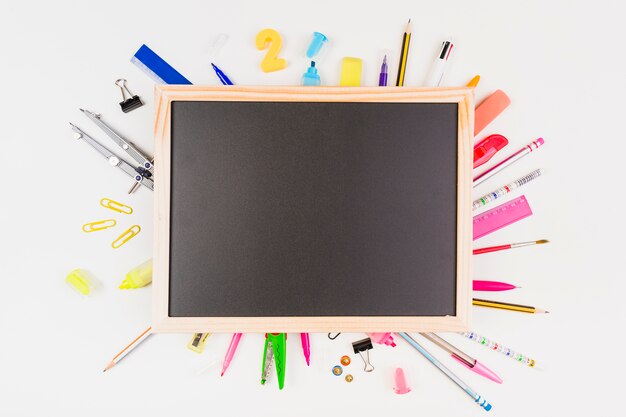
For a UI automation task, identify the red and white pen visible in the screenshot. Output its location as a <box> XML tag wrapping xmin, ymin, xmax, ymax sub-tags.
<box><xmin>473</xmin><ymin>280</ymin><xmax>518</xmax><ymax>291</ymax></box>
<box><xmin>421</xmin><ymin>333</ymin><xmax>503</xmax><ymax>384</ymax></box>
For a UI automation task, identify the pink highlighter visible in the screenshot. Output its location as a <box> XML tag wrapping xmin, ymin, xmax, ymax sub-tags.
<box><xmin>393</xmin><ymin>368</ymin><xmax>411</xmax><ymax>394</ymax></box>
<box><xmin>473</xmin><ymin>134</ymin><xmax>508</xmax><ymax>169</ymax></box>
<box><xmin>367</xmin><ymin>333</ymin><xmax>396</xmax><ymax>347</ymax></box>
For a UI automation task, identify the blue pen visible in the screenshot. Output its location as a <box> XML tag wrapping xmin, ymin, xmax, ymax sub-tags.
<box><xmin>211</xmin><ymin>63</ymin><xmax>234</xmax><ymax>85</ymax></box>
<box><xmin>396</xmin><ymin>332</ymin><xmax>492</xmax><ymax>412</ymax></box>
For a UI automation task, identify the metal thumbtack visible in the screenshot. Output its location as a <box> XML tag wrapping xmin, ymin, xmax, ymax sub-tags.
<box><xmin>115</xmin><ymin>79</ymin><xmax>143</xmax><ymax>113</ymax></box>
<box><xmin>352</xmin><ymin>338</ymin><xmax>375</xmax><ymax>372</ymax></box>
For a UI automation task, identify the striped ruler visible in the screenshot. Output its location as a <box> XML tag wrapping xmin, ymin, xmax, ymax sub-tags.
<box><xmin>473</xmin><ymin>195</ymin><xmax>533</xmax><ymax>240</ymax></box>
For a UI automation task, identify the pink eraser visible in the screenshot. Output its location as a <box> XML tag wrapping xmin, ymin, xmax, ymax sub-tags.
<box><xmin>474</xmin><ymin>90</ymin><xmax>511</xmax><ymax>136</ymax></box>
<box><xmin>451</xmin><ymin>355</ymin><xmax>503</xmax><ymax>384</ymax></box>
<box><xmin>367</xmin><ymin>333</ymin><xmax>396</xmax><ymax>347</ymax></box>
<box><xmin>393</xmin><ymin>368</ymin><xmax>411</xmax><ymax>394</ymax></box>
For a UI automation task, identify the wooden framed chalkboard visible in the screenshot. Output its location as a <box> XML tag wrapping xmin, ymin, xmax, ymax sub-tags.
<box><xmin>152</xmin><ymin>86</ymin><xmax>473</xmax><ymax>333</ymax></box>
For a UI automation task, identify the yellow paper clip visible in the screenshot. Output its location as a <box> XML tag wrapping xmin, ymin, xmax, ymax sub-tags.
<box><xmin>111</xmin><ymin>225</ymin><xmax>141</xmax><ymax>249</ymax></box>
<box><xmin>100</xmin><ymin>198</ymin><xmax>133</xmax><ymax>214</ymax></box>
<box><xmin>82</xmin><ymin>219</ymin><xmax>117</xmax><ymax>233</ymax></box>
<box><xmin>187</xmin><ymin>333</ymin><xmax>212</xmax><ymax>354</ymax></box>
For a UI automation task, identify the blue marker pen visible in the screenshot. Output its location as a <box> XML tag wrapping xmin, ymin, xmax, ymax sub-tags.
<box><xmin>302</xmin><ymin>61</ymin><xmax>321</xmax><ymax>86</ymax></box>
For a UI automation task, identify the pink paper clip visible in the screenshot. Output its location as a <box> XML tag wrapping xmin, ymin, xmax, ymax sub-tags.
<box><xmin>393</xmin><ymin>368</ymin><xmax>411</xmax><ymax>394</ymax></box>
<box><xmin>367</xmin><ymin>333</ymin><xmax>396</xmax><ymax>347</ymax></box>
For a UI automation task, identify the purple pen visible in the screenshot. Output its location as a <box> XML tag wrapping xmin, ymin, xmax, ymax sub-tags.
<box><xmin>379</xmin><ymin>55</ymin><xmax>388</xmax><ymax>86</ymax></box>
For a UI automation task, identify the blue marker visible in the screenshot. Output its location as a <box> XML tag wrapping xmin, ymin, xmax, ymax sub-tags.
<box><xmin>306</xmin><ymin>32</ymin><xmax>328</xmax><ymax>59</ymax></box>
<box><xmin>302</xmin><ymin>61</ymin><xmax>321</xmax><ymax>86</ymax></box>
<box><xmin>397</xmin><ymin>332</ymin><xmax>492</xmax><ymax>412</ymax></box>
<box><xmin>211</xmin><ymin>63</ymin><xmax>234</xmax><ymax>85</ymax></box>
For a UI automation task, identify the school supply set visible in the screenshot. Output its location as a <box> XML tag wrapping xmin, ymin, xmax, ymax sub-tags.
<box><xmin>65</xmin><ymin>19</ymin><xmax>553</xmax><ymax>412</ymax></box>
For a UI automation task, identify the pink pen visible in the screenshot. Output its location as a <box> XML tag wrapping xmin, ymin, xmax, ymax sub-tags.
<box><xmin>221</xmin><ymin>333</ymin><xmax>242</xmax><ymax>376</ymax></box>
<box><xmin>422</xmin><ymin>333</ymin><xmax>502</xmax><ymax>384</ymax></box>
<box><xmin>473</xmin><ymin>280</ymin><xmax>518</xmax><ymax>291</ymax></box>
<box><xmin>300</xmin><ymin>333</ymin><xmax>311</xmax><ymax>366</ymax></box>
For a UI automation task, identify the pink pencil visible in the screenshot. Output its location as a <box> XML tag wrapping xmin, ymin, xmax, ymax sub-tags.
<box><xmin>473</xmin><ymin>280</ymin><xmax>518</xmax><ymax>291</ymax></box>
<box><xmin>473</xmin><ymin>138</ymin><xmax>544</xmax><ymax>187</ymax></box>
<box><xmin>221</xmin><ymin>333</ymin><xmax>242</xmax><ymax>376</ymax></box>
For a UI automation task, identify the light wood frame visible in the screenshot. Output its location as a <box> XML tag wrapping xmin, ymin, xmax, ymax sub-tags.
<box><xmin>152</xmin><ymin>85</ymin><xmax>474</xmax><ymax>333</ymax></box>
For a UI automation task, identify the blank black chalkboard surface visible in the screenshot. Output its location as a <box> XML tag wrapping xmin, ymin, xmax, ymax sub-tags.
<box><xmin>153</xmin><ymin>86</ymin><xmax>473</xmax><ymax>333</ymax></box>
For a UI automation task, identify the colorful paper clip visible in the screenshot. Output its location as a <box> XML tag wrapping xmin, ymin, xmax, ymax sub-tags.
<box><xmin>111</xmin><ymin>225</ymin><xmax>141</xmax><ymax>249</ymax></box>
<box><xmin>187</xmin><ymin>333</ymin><xmax>212</xmax><ymax>354</ymax></box>
<box><xmin>82</xmin><ymin>219</ymin><xmax>117</xmax><ymax>233</ymax></box>
<box><xmin>100</xmin><ymin>198</ymin><xmax>133</xmax><ymax>214</ymax></box>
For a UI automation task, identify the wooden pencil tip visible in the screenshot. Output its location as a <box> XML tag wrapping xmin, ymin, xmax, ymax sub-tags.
<box><xmin>536</xmin><ymin>239</ymin><xmax>549</xmax><ymax>244</ymax></box>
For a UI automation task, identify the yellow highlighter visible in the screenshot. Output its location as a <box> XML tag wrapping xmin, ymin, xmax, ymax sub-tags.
<box><xmin>119</xmin><ymin>259</ymin><xmax>152</xmax><ymax>289</ymax></box>
<box><xmin>340</xmin><ymin>57</ymin><xmax>362</xmax><ymax>86</ymax></box>
<box><xmin>66</xmin><ymin>268</ymin><xmax>99</xmax><ymax>296</ymax></box>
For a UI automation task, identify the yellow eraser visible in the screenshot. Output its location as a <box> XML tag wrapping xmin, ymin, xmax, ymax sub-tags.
<box><xmin>340</xmin><ymin>57</ymin><xmax>362</xmax><ymax>86</ymax></box>
<box><xmin>119</xmin><ymin>259</ymin><xmax>153</xmax><ymax>289</ymax></box>
<box><xmin>66</xmin><ymin>269</ymin><xmax>97</xmax><ymax>296</ymax></box>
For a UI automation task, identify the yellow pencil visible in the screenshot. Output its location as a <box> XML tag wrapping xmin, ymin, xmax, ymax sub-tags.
<box><xmin>396</xmin><ymin>19</ymin><xmax>412</xmax><ymax>86</ymax></box>
<box><xmin>466</xmin><ymin>75</ymin><xmax>481</xmax><ymax>88</ymax></box>
<box><xmin>472</xmin><ymin>298</ymin><xmax>548</xmax><ymax>314</ymax></box>
<box><xmin>103</xmin><ymin>326</ymin><xmax>153</xmax><ymax>372</ymax></box>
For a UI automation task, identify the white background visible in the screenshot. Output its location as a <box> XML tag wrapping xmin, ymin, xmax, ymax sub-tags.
<box><xmin>1</xmin><ymin>0</ymin><xmax>625</xmax><ymax>415</ymax></box>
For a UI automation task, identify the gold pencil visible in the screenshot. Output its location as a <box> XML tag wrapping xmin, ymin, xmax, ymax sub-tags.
<box><xmin>396</xmin><ymin>19</ymin><xmax>412</xmax><ymax>86</ymax></box>
<box><xmin>472</xmin><ymin>298</ymin><xmax>548</xmax><ymax>314</ymax></box>
<box><xmin>103</xmin><ymin>326</ymin><xmax>153</xmax><ymax>372</ymax></box>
